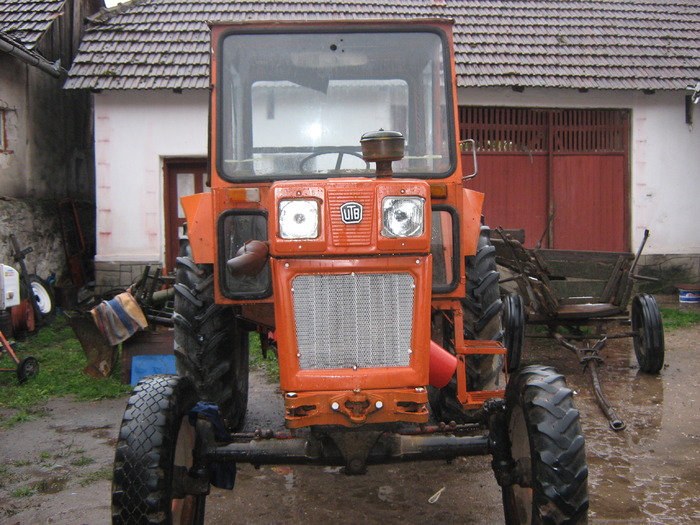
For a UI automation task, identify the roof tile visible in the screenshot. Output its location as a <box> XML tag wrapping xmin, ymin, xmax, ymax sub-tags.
<box><xmin>64</xmin><ymin>0</ymin><xmax>700</xmax><ymax>91</ymax></box>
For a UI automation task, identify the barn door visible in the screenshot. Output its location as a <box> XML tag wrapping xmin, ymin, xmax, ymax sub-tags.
<box><xmin>164</xmin><ymin>159</ymin><xmax>208</xmax><ymax>272</ymax></box>
<box><xmin>460</xmin><ymin>107</ymin><xmax>630</xmax><ymax>252</ymax></box>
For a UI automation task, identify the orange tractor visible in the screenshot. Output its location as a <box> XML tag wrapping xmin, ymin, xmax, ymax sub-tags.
<box><xmin>112</xmin><ymin>19</ymin><xmax>588</xmax><ymax>524</ymax></box>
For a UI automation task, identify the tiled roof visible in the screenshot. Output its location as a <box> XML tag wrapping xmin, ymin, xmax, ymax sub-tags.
<box><xmin>64</xmin><ymin>0</ymin><xmax>700</xmax><ymax>91</ymax></box>
<box><xmin>0</xmin><ymin>0</ymin><xmax>66</xmax><ymax>50</ymax></box>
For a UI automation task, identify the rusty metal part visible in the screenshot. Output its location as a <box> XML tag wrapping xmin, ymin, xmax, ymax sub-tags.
<box><xmin>65</xmin><ymin>311</ymin><xmax>117</xmax><ymax>378</ymax></box>
<box><xmin>552</xmin><ymin>332</ymin><xmax>625</xmax><ymax>431</ymax></box>
<box><xmin>283</xmin><ymin>389</ymin><xmax>429</xmax><ymax>428</ymax></box>
<box><xmin>205</xmin><ymin>428</ymin><xmax>491</xmax><ymax>469</ymax></box>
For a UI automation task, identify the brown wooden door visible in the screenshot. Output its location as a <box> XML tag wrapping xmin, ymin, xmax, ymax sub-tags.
<box><xmin>164</xmin><ymin>159</ymin><xmax>208</xmax><ymax>272</ymax></box>
<box><xmin>460</xmin><ymin>107</ymin><xmax>630</xmax><ymax>251</ymax></box>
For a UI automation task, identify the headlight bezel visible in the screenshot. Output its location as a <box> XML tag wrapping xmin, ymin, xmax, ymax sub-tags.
<box><xmin>381</xmin><ymin>196</ymin><xmax>426</xmax><ymax>239</ymax></box>
<box><xmin>278</xmin><ymin>198</ymin><xmax>320</xmax><ymax>240</ymax></box>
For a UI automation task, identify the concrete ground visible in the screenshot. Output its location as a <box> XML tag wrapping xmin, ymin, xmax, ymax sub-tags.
<box><xmin>0</xmin><ymin>298</ymin><xmax>698</xmax><ymax>524</ymax></box>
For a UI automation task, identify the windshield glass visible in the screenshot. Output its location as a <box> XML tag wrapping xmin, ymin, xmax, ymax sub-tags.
<box><xmin>217</xmin><ymin>27</ymin><xmax>455</xmax><ymax>180</ymax></box>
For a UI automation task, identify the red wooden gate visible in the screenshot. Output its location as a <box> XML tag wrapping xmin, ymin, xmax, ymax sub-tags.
<box><xmin>460</xmin><ymin>107</ymin><xmax>630</xmax><ymax>251</ymax></box>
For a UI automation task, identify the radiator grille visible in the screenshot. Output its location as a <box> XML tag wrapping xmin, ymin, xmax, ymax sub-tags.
<box><xmin>292</xmin><ymin>273</ymin><xmax>414</xmax><ymax>370</ymax></box>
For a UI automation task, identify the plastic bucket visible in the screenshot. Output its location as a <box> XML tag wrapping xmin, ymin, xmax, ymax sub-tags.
<box><xmin>678</xmin><ymin>285</ymin><xmax>700</xmax><ymax>304</ymax></box>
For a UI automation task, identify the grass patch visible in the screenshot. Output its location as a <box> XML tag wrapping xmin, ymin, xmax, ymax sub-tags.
<box><xmin>249</xmin><ymin>332</ymin><xmax>279</xmax><ymax>383</ymax></box>
<box><xmin>661</xmin><ymin>308</ymin><xmax>700</xmax><ymax>330</ymax></box>
<box><xmin>10</xmin><ymin>486</ymin><xmax>34</xmax><ymax>498</ymax></box>
<box><xmin>79</xmin><ymin>465</ymin><xmax>112</xmax><ymax>487</ymax></box>
<box><xmin>0</xmin><ymin>316</ymin><xmax>132</xmax><ymax>426</ymax></box>
<box><xmin>70</xmin><ymin>456</ymin><xmax>95</xmax><ymax>467</ymax></box>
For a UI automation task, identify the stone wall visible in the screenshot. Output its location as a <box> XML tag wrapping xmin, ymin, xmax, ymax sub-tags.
<box><xmin>638</xmin><ymin>254</ymin><xmax>700</xmax><ymax>294</ymax></box>
<box><xmin>93</xmin><ymin>260</ymin><xmax>163</xmax><ymax>296</ymax></box>
<box><xmin>0</xmin><ymin>197</ymin><xmax>94</xmax><ymax>287</ymax></box>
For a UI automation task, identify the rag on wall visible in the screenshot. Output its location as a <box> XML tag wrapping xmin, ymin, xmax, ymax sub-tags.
<box><xmin>90</xmin><ymin>292</ymin><xmax>148</xmax><ymax>345</ymax></box>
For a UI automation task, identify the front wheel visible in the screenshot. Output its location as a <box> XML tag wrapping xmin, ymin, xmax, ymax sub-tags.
<box><xmin>112</xmin><ymin>375</ymin><xmax>206</xmax><ymax>525</ymax></box>
<box><xmin>631</xmin><ymin>294</ymin><xmax>665</xmax><ymax>374</ymax></box>
<box><xmin>503</xmin><ymin>294</ymin><xmax>525</xmax><ymax>372</ymax></box>
<box><xmin>502</xmin><ymin>366</ymin><xmax>589</xmax><ymax>524</ymax></box>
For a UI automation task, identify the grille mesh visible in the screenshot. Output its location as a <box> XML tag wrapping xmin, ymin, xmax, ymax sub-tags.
<box><xmin>292</xmin><ymin>273</ymin><xmax>414</xmax><ymax>370</ymax></box>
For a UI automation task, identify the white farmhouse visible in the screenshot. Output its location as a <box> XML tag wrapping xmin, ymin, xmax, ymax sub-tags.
<box><xmin>64</xmin><ymin>0</ymin><xmax>700</xmax><ymax>291</ymax></box>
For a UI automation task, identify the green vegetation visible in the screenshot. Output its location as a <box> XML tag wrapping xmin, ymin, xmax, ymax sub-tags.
<box><xmin>10</xmin><ymin>486</ymin><xmax>34</xmax><ymax>498</ymax></box>
<box><xmin>0</xmin><ymin>316</ymin><xmax>283</xmax><ymax>427</ymax></box>
<box><xmin>79</xmin><ymin>465</ymin><xmax>112</xmax><ymax>487</ymax></box>
<box><xmin>0</xmin><ymin>316</ymin><xmax>132</xmax><ymax>427</ymax></box>
<box><xmin>661</xmin><ymin>308</ymin><xmax>700</xmax><ymax>330</ymax></box>
<box><xmin>249</xmin><ymin>332</ymin><xmax>279</xmax><ymax>383</ymax></box>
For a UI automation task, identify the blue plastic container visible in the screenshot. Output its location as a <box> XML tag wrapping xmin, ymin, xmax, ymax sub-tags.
<box><xmin>130</xmin><ymin>354</ymin><xmax>177</xmax><ymax>385</ymax></box>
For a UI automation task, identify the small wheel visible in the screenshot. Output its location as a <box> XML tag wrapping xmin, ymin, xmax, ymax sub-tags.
<box><xmin>631</xmin><ymin>294</ymin><xmax>665</xmax><ymax>374</ymax></box>
<box><xmin>299</xmin><ymin>150</ymin><xmax>369</xmax><ymax>173</ymax></box>
<box><xmin>112</xmin><ymin>375</ymin><xmax>207</xmax><ymax>525</ymax></box>
<box><xmin>17</xmin><ymin>356</ymin><xmax>39</xmax><ymax>382</ymax></box>
<box><xmin>503</xmin><ymin>294</ymin><xmax>525</xmax><ymax>372</ymax></box>
<box><xmin>502</xmin><ymin>366</ymin><xmax>589</xmax><ymax>524</ymax></box>
<box><xmin>29</xmin><ymin>275</ymin><xmax>55</xmax><ymax>322</ymax></box>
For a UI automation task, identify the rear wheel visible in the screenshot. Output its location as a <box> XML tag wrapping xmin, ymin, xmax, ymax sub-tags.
<box><xmin>430</xmin><ymin>225</ymin><xmax>504</xmax><ymax>423</ymax></box>
<box><xmin>112</xmin><ymin>375</ymin><xmax>206</xmax><ymax>525</ymax></box>
<box><xmin>502</xmin><ymin>366</ymin><xmax>589</xmax><ymax>524</ymax></box>
<box><xmin>173</xmin><ymin>252</ymin><xmax>249</xmax><ymax>431</ymax></box>
<box><xmin>631</xmin><ymin>293</ymin><xmax>664</xmax><ymax>374</ymax></box>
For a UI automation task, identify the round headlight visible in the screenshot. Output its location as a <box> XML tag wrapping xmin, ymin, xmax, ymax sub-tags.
<box><xmin>381</xmin><ymin>197</ymin><xmax>424</xmax><ymax>238</ymax></box>
<box><xmin>279</xmin><ymin>199</ymin><xmax>319</xmax><ymax>239</ymax></box>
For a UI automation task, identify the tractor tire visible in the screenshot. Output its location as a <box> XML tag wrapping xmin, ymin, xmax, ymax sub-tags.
<box><xmin>173</xmin><ymin>253</ymin><xmax>249</xmax><ymax>431</ymax></box>
<box><xmin>631</xmin><ymin>293</ymin><xmax>665</xmax><ymax>374</ymax></box>
<box><xmin>502</xmin><ymin>366</ymin><xmax>589</xmax><ymax>524</ymax></box>
<box><xmin>503</xmin><ymin>293</ymin><xmax>525</xmax><ymax>372</ymax></box>
<box><xmin>430</xmin><ymin>225</ymin><xmax>504</xmax><ymax>423</ymax></box>
<box><xmin>112</xmin><ymin>375</ymin><xmax>206</xmax><ymax>525</ymax></box>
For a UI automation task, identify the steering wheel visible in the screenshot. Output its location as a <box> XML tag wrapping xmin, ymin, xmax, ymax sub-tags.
<box><xmin>299</xmin><ymin>150</ymin><xmax>369</xmax><ymax>173</ymax></box>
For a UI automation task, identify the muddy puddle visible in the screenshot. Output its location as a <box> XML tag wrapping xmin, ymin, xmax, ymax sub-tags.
<box><xmin>0</xmin><ymin>303</ymin><xmax>698</xmax><ymax>523</ymax></box>
<box><xmin>526</xmin><ymin>320</ymin><xmax>700</xmax><ymax>524</ymax></box>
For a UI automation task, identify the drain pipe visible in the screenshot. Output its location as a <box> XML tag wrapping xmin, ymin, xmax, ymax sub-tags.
<box><xmin>0</xmin><ymin>34</ymin><xmax>62</xmax><ymax>78</ymax></box>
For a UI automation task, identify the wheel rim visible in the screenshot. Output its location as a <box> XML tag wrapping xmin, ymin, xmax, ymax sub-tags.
<box><xmin>18</xmin><ymin>357</ymin><xmax>39</xmax><ymax>382</ymax></box>
<box><xmin>171</xmin><ymin>417</ymin><xmax>199</xmax><ymax>525</ymax></box>
<box><xmin>30</xmin><ymin>282</ymin><xmax>52</xmax><ymax>315</ymax></box>
<box><xmin>507</xmin><ymin>405</ymin><xmax>533</xmax><ymax>524</ymax></box>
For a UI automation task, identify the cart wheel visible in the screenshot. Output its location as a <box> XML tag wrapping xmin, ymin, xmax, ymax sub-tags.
<box><xmin>502</xmin><ymin>366</ymin><xmax>589</xmax><ymax>524</ymax></box>
<box><xmin>631</xmin><ymin>294</ymin><xmax>665</xmax><ymax>374</ymax></box>
<box><xmin>17</xmin><ymin>356</ymin><xmax>39</xmax><ymax>383</ymax></box>
<box><xmin>29</xmin><ymin>275</ymin><xmax>55</xmax><ymax>322</ymax></box>
<box><xmin>503</xmin><ymin>294</ymin><xmax>525</xmax><ymax>372</ymax></box>
<box><xmin>112</xmin><ymin>375</ymin><xmax>208</xmax><ymax>525</ymax></box>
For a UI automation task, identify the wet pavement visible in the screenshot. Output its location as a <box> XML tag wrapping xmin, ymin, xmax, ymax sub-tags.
<box><xmin>208</xmin><ymin>302</ymin><xmax>700</xmax><ymax>524</ymax></box>
<box><xmin>0</xmin><ymin>302</ymin><xmax>697</xmax><ymax>524</ymax></box>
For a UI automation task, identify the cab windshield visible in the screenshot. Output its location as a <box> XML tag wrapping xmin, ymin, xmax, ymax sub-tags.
<box><xmin>217</xmin><ymin>27</ymin><xmax>455</xmax><ymax>181</ymax></box>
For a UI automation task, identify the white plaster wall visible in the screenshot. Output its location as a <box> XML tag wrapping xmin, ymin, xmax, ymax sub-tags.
<box><xmin>94</xmin><ymin>90</ymin><xmax>208</xmax><ymax>263</ymax></box>
<box><xmin>458</xmin><ymin>88</ymin><xmax>700</xmax><ymax>256</ymax></box>
<box><xmin>94</xmin><ymin>87</ymin><xmax>698</xmax><ymax>268</ymax></box>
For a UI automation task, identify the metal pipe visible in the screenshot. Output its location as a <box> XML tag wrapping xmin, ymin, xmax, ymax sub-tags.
<box><xmin>0</xmin><ymin>34</ymin><xmax>62</xmax><ymax>78</ymax></box>
<box><xmin>207</xmin><ymin>432</ymin><xmax>491</xmax><ymax>466</ymax></box>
